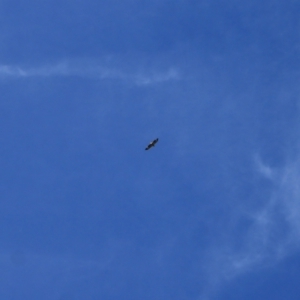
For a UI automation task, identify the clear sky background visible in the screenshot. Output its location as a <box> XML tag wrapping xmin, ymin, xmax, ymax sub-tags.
<box><xmin>0</xmin><ymin>1</ymin><xmax>299</xmax><ymax>299</ymax></box>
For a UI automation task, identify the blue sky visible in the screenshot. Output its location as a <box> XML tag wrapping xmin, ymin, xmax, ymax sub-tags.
<box><xmin>0</xmin><ymin>1</ymin><xmax>299</xmax><ymax>299</ymax></box>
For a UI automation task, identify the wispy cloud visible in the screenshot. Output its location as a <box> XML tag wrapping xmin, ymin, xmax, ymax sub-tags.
<box><xmin>134</xmin><ymin>68</ymin><xmax>179</xmax><ymax>85</ymax></box>
<box><xmin>200</xmin><ymin>153</ymin><xmax>300</xmax><ymax>299</ymax></box>
<box><xmin>0</xmin><ymin>59</ymin><xmax>180</xmax><ymax>85</ymax></box>
<box><xmin>254</xmin><ymin>154</ymin><xmax>277</xmax><ymax>180</ymax></box>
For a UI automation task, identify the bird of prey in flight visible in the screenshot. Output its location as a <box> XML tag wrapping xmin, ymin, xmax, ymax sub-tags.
<box><xmin>145</xmin><ymin>138</ymin><xmax>159</xmax><ymax>150</ymax></box>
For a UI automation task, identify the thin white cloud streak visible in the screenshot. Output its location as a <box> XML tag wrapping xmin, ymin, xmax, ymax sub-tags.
<box><xmin>200</xmin><ymin>153</ymin><xmax>300</xmax><ymax>299</ymax></box>
<box><xmin>0</xmin><ymin>60</ymin><xmax>180</xmax><ymax>85</ymax></box>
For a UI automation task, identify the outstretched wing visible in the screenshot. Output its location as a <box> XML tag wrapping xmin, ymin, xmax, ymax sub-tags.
<box><xmin>145</xmin><ymin>138</ymin><xmax>159</xmax><ymax>150</ymax></box>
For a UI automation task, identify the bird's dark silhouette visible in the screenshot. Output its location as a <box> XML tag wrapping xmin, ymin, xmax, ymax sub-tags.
<box><xmin>145</xmin><ymin>138</ymin><xmax>159</xmax><ymax>150</ymax></box>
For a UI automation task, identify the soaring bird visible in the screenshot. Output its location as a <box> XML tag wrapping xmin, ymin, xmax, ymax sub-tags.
<box><xmin>145</xmin><ymin>138</ymin><xmax>159</xmax><ymax>150</ymax></box>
